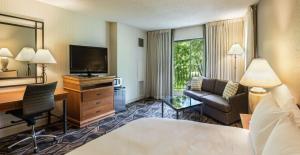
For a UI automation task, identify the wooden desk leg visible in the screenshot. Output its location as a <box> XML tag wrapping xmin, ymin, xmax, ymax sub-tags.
<box><xmin>63</xmin><ymin>99</ymin><xmax>68</xmax><ymax>134</ymax></box>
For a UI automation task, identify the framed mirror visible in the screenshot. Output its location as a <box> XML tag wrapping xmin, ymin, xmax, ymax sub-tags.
<box><xmin>0</xmin><ymin>13</ymin><xmax>44</xmax><ymax>87</ymax></box>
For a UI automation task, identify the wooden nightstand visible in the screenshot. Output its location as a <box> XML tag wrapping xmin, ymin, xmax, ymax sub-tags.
<box><xmin>240</xmin><ymin>114</ymin><xmax>252</xmax><ymax>129</ymax></box>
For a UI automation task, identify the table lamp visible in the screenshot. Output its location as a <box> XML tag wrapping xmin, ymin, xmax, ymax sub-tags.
<box><xmin>31</xmin><ymin>49</ymin><xmax>56</xmax><ymax>83</ymax></box>
<box><xmin>228</xmin><ymin>43</ymin><xmax>244</xmax><ymax>82</ymax></box>
<box><xmin>0</xmin><ymin>48</ymin><xmax>13</xmax><ymax>72</ymax></box>
<box><xmin>240</xmin><ymin>58</ymin><xmax>281</xmax><ymax>112</ymax></box>
<box><xmin>15</xmin><ymin>47</ymin><xmax>36</xmax><ymax>76</ymax></box>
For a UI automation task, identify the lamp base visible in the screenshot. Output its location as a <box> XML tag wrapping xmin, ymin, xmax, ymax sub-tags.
<box><xmin>250</xmin><ymin>87</ymin><xmax>267</xmax><ymax>94</ymax></box>
<box><xmin>41</xmin><ymin>64</ymin><xmax>47</xmax><ymax>84</ymax></box>
<box><xmin>1</xmin><ymin>57</ymin><xmax>9</xmax><ymax>72</ymax></box>
<box><xmin>249</xmin><ymin>87</ymin><xmax>267</xmax><ymax>113</ymax></box>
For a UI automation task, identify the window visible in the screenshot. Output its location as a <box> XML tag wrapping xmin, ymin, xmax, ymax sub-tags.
<box><xmin>172</xmin><ymin>39</ymin><xmax>205</xmax><ymax>95</ymax></box>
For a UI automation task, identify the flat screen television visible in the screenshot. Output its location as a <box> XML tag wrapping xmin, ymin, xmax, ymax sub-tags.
<box><xmin>70</xmin><ymin>45</ymin><xmax>108</xmax><ymax>76</ymax></box>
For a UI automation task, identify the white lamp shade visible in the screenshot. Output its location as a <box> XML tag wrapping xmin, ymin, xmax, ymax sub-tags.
<box><xmin>240</xmin><ymin>58</ymin><xmax>282</xmax><ymax>88</ymax></box>
<box><xmin>15</xmin><ymin>47</ymin><xmax>36</xmax><ymax>61</ymax></box>
<box><xmin>228</xmin><ymin>43</ymin><xmax>244</xmax><ymax>55</ymax></box>
<box><xmin>0</xmin><ymin>48</ymin><xmax>13</xmax><ymax>57</ymax></box>
<box><xmin>31</xmin><ymin>49</ymin><xmax>56</xmax><ymax>64</ymax></box>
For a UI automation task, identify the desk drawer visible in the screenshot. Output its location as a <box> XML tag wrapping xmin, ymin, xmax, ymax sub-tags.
<box><xmin>82</xmin><ymin>96</ymin><xmax>113</xmax><ymax>110</ymax></box>
<box><xmin>82</xmin><ymin>102</ymin><xmax>114</xmax><ymax>120</ymax></box>
<box><xmin>82</xmin><ymin>87</ymin><xmax>113</xmax><ymax>102</ymax></box>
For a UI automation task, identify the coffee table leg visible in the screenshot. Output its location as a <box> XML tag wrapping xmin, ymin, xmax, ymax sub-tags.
<box><xmin>176</xmin><ymin>111</ymin><xmax>179</xmax><ymax>119</ymax></box>
<box><xmin>161</xmin><ymin>101</ymin><xmax>164</xmax><ymax>118</ymax></box>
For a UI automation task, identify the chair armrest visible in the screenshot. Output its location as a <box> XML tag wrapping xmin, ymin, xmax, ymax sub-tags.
<box><xmin>228</xmin><ymin>92</ymin><xmax>249</xmax><ymax>114</ymax></box>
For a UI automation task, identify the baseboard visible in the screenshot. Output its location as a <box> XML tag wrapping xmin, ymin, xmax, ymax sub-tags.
<box><xmin>126</xmin><ymin>96</ymin><xmax>145</xmax><ymax>104</ymax></box>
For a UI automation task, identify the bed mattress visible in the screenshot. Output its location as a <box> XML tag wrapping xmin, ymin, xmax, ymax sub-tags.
<box><xmin>68</xmin><ymin>118</ymin><xmax>254</xmax><ymax>155</ymax></box>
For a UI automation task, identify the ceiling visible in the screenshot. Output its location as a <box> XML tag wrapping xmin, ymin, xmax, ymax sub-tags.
<box><xmin>36</xmin><ymin>0</ymin><xmax>259</xmax><ymax>30</ymax></box>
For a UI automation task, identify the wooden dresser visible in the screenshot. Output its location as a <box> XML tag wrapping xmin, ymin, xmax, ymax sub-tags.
<box><xmin>63</xmin><ymin>75</ymin><xmax>115</xmax><ymax>128</ymax></box>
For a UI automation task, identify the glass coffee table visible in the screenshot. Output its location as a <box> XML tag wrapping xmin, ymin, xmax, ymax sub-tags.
<box><xmin>161</xmin><ymin>95</ymin><xmax>204</xmax><ymax>119</ymax></box>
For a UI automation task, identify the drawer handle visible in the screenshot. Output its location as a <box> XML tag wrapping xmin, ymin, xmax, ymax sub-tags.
<box><xmin>96</xmin><ymin>110</ymin><xmax>101</xmax><ymax>113</ymax></box>
<box><xmin>96</xmin><ymin>101</ymin><xmax>101</xmax><ymax>105</ymax></box>
<box><xmin>96</xmin><ymin>93</ymin><xmax>101</xmax><ymax>96</ymax></box>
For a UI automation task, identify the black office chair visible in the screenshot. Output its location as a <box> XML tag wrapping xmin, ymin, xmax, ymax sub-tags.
<box><xmin>7</xmin><ymin>82</ymin><xmax>58</xmax><ymax>153</ymax></box>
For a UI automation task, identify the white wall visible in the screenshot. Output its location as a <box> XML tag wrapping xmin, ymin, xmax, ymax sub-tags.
<box><xmin>258</xmin><ymin>0</ymin><xmax>300</xmax><ymax>102</ymax></box>
<box><xmin>173</xmin><ymin>25</ymin><xmax>204</xmax><ymax>41</ymax></box>
<box><xmin>117</xmin><ymin>23</ymin><xmax>147</xmax><ymax>103</ymax></box>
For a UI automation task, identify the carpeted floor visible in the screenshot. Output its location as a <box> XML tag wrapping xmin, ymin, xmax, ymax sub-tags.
<box><xmin>0</xmin><ymin>99</ymin><xmax>241</xmax><ymax>155</ymax></box>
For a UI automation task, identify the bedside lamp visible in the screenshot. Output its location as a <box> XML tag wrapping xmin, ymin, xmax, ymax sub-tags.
<box><xmin>31</xmin><ymin>49</ymin><xmax>56</xmax><ymax>83</ymax></box>
<box><xmin>15</xmin><ymin>47</ymin><xmax>36</xmax><ymax>76</ymax></box>
<box><xmin>0</xmin><ymin>48</ymin><xmax>13</xmax><ymax>71</ymax></box>
<box><xmin>228</xmin><ymin>43</ymin><xmax>244</xmax><ymax>82</ymax></box>
<box><xmin>240</xmin><ymin>58</ymin><xmax>281</xmax><ymax>112</ymax></box>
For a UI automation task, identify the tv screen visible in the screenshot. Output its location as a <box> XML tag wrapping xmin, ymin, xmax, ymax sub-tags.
<box><xmin>70</xmin><ymin>45</ymin><xmax>108</xmax><ymax>74</ymax></box>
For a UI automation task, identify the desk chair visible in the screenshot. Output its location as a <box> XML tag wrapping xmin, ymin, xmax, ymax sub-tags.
<box><xmin>7</xmin><ymin>82</ymin><xmax>58</xmax><ymax>153</ymax></box>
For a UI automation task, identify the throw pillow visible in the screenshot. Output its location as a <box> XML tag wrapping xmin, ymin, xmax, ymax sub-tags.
<box><xmin>190</xmin><ymin>77</ymin><xmax>203</xmax><ymax>91</ymax></box>
<box><xmin>249</xmin><ymin>93</ymin><xmax>288</xmax><ymax>155</ymax></box>
<box><xmin>222</xmin><ymin>81</ymin><xmax>239</xmax><ymax>100</ymax></box>
<box><xmin>262</xmin><ymin>116</ymin><xmax>300</xmax><ymax>155</ymax></box>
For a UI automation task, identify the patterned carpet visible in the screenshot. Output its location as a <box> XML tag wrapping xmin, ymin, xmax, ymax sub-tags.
<box><xmin>0</xmin><ymin>99</ymin><xmax>241</xmax><ymax>155</ymax></box>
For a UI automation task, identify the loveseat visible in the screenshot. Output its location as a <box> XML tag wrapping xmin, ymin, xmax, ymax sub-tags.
<box><xmin>184</xmin><ymin>78</ymin><xmax>248</xmax><ymax>125</ymax></box>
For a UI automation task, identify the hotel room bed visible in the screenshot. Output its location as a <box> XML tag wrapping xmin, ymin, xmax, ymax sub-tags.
<box><xmin>67</xmin><ymin>118</ymin><xmax>253</xmax><ymax>155</ymax></box>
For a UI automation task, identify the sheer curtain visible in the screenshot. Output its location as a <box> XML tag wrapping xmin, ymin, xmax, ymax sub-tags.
<box><xmin>146</xmin><ymin>30</ymin><xmax>172</xmax><ymax>99</ymax></box>
<box><xmin>206</xmin><ymin>19</ymin><xmax>245</xmax><ymax>81</ymax></box>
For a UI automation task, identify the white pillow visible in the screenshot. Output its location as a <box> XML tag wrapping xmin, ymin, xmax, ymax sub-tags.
<box><xmin>191</xmin><ymin>77</ymin><xmax>203</xmax><ymax>91</ymax></box>
<box><xmin>282</xmin><ymin>102</ymin><xmax>300</xmax><ymax>127</ymax></box>
<box><xmin>262</xmin><ymin>116</ymin><xmax>300</xmax><ymax>155</ymax></box>
<box><xmin>271</xmin><ymin>84</ymin><xmax>296</xmax><ymax>108</ymax></box>
<box><xmin>250</xmin><ymin>93</ymin><xmax>288</xmax><ymax>155</ymax></box>
<box><xmin>271</xmin><ymin>84</ymin><xmax>300</xmax><ymax>127</ymax></box>
<box><xmin>222</xmin><ymin>81</ymin><xmax>239</xmax><ymax>100</ymax></box>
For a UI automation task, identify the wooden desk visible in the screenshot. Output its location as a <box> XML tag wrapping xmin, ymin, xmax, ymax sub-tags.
<box><xmin>0</xmin><ymin>88</ymin><xmax>69</xmax><ymax>133</ymax></box>
<box><xmin>240</xmin><ymin>114</ymin><xmax>252</xmax><ymax>129</ymax></box>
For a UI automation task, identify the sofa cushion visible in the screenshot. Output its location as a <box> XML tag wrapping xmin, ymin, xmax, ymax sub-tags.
<box><xmin>183</xmin><ymin>90</ymin><xmax>211</xmax><ymax>101</ymax></box>
<box><xmin>213</xmin><ymin>80</ymin><xmax>228</xmax><ymax>95</ymax></box>
<box><xmin>201</xmin><ymin>78</ymin><xmax>216</xmax><ymax>93</ymax></box>
<box><xmin>237</xmin><ymin>84</ymin><xmax>247</xmax><ymax>94</ymax></box>
<box><xmin>202</xmin><ymin>94</ymin><xmax>231</xmax><ymax>113</ymax></box>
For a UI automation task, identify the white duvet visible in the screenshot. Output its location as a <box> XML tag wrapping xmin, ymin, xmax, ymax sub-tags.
<box><xmin>68</xmin><ymin>118</ymin><xmax>254</xmax><ymax>155</ymax></box>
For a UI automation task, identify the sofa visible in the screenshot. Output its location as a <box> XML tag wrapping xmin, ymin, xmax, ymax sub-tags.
<box><xmin>184</xmin><ymin>78</ymin><xmax>248</xmax><ymax>125</ymax></box>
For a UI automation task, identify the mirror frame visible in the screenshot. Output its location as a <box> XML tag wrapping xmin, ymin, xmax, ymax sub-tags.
<box><xmin>0</xmin><ymin>13</ymin><xmax>44</xmax><ymax>88</ymax></box>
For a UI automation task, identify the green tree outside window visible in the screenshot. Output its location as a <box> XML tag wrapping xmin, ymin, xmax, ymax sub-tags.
<box><xmin>173</xmin><ymin>39</ymin><xmax>205</xmax><ymax>94</ymax></box>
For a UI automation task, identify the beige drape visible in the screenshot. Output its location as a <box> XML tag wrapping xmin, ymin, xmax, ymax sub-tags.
<box><xmin>146</xmin><ymin>30</ymin><xmax>172</xmax><ymax>99</ymax></box>
<box><xmin>244</xmin><ymin>6</ymin><xmax>256</xmax><ymax>68</ymax></box>
<box><xmin>206</xmin><ymin>19</ymin><xmax>245</xmax><ymax>81</ymax></box>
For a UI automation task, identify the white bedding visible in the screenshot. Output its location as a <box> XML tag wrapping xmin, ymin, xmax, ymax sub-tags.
<box><xmin>68</xmin><ymin>118</ymin><xmax>254</xmax><ymax>155</ymax></box>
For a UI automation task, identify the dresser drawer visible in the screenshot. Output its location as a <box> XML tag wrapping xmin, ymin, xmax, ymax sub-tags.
<box><xmin>82</xmin><ymin>87</ymin><xmax>113</xmax><ymax>102</ymax></box>
<box><xmin>82</xmin><ymin>102</ymin><xmax>114</xmax><ymax>120</ymax></box>
<box><xmin>82</xmin><ymin>96</ymin><xmax>113</xmax><ymax>110</ymax></box>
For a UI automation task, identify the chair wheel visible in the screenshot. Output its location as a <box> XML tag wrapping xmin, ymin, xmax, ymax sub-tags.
<box><xmin>34</xmin><ymin>148</ymin><xmax>38</xmax><ymax>153</ymax></box>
